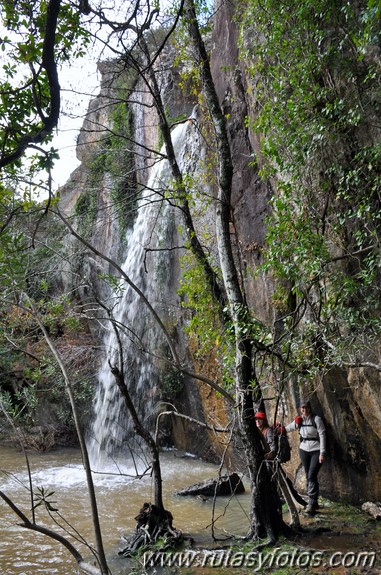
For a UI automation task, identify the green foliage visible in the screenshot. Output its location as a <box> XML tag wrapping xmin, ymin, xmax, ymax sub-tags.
<box><xmin>161</xmin><ymin>364</ymin><xmax>184</xmax><ymax>399</ymax></box>
<box><xmin>0</xmin><ymin>0</ymin><xmax>89</xmax><ymax>170</ymax></box>
<box><xmin>231</xmin><ymin>302</ymin><xmax>273</xmax><ymax>347</ymax></box>
<box><xmin>178</xmin><ymin>252</ymin><xmax>218</xmax><ymax>352</ymax></box>
<box><xmin>98</xmin><ymin>273</ymin><xmax>126</xmax><ymax>296</ymax></box>
<box><xmin>178</xmin><ymin>250</ymin><xmax>235</xmax><ymax>387</ymax></box>
<box><xmin>0</xmin><ymin>332</ymin><xmax>94</xmax><ymax>432</ymax></box>
<box><xmin>0</xmin><ymin>387</ymin><xmax>36</xmax><ymax>423</ymax></box>
<box><xmin>0</xmin><ymin>197</ymin><xmax>94</xmax><ymax>435</ymax></box>
<box><xmin>50</xmin><ymin>376</ymin><xmax>94</xmax><ymax>426</ymax></box>
<box><xmin>238</xmin><ymin>0</ymin><xmax>381</xmax><ymax>371</ymax></box>
<box><xmin>172</xmin><ymin>0</ymin><xmax>213</xmax><ymax>106</ymax></box>
<box><xmin>85</xmin><ymin>69</ymin><xmax>139</xmax><ymax>236</ymax></box>
<box><xmin>0</xmin><ymin>230</ymin><xmax>29</xmax><ymax>293</ymax></box>
<box><xmin>108</xmin><ymin>100</ymin><xmax>138</xmax><ymax>234</ymax></box>
<box><xmin>74</xmin><ymin>187</ymin><xmax>98</xmax><ymax>239</ymax></box>
<box><xmin>33</xmin><ymin>486</ymin><xmax>58</xmax><ymax>512</ymax></box>
<box><xmin>263</xmin><ymin>186</ymin><xmax>329</xmax><ymax>290</ymax></box>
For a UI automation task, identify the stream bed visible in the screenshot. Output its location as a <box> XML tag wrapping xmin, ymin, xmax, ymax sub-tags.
<box><xmin>2</xmin><ymin>444</ymin><xmax>379</xmax><ymax>575</ymax></box>
<box><xmin>0</xmin><ymin>444</ymin><xmax>251</xmax><ymax>574</ymax></box>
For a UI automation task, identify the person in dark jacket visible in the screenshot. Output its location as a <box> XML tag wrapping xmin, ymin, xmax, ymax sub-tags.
<box><xmin>255</xmin><ymin>411</ymin><xmax>308</xmax><ymax>515</ymax></box>
<box><xmin>254</xmin><ymin>411</ymin><xmax>277</xmax><ymax>460</ymax></box>
<box><xmin>254</xmin><ymin>411</ymin><xmax>283</xmax><ymax>515</ymax></box>
<box><xmin>286</xmin><ymin>399</ymin><xmax>326</xmax><ymax>516</ymax></box>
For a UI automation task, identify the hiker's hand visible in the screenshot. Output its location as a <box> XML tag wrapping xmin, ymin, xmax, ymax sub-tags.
<box><xmin>319</xmin><ymin>454</ymin><xmax>325</xmax><ymax>464</ymax></box>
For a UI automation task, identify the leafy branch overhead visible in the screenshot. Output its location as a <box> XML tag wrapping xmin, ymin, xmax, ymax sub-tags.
<box><xmin>2</xmin><ymin>0</ymin><xmax>58</xmax><ymax>167</ymax></box>
<box><xmin>239</xmin><ymin>0</ymin><xmax>381</xmax><ymax>374</ymax></box>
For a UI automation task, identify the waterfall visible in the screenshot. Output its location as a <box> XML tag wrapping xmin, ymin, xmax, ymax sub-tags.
<box><xmin>87</xmin><ymin>121</ymin><xmax>191</xmax><ymax>471</ymax></box>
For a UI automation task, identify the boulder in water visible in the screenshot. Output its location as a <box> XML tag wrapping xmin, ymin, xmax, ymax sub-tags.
<box><xmin>175</xmin><ymin>472</ymin><xmax>245</xmax><ymax>497</ymax></box>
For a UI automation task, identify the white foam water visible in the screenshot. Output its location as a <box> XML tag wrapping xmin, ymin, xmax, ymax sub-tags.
<box><xmin>87</xmin><ymin>122</ymin><xmax>190</xmax><ymax>472</ymax></box>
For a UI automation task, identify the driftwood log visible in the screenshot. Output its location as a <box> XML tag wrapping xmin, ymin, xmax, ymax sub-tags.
<box><xmin>175</xmin><ymin>472</ymin><xmax>245</xmax><ymax>497</ymax></box>
<box><xmin>118</xmin><ymin>502</ymin><xmax>183</xmax><ymax>557</ymax></box>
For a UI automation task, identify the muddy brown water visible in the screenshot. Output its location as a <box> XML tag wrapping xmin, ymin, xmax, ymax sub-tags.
<box><xmin>2</xmin><ymin>445</ymin><xmax>379</xmax><ymax>575</ymax></box>
<box><xmin>0</xmin><ymin>445</ymin><xmax>252</xmax><ymax>574</ymax></box>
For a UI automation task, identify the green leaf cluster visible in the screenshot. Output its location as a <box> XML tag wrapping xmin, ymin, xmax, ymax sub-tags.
<box><xmin>33</xmin><ymin>486</ymin><xmax>58</xmax><ymax>512</ymax></box>
<box><xmin>0</xmin><ymin>0</ymin><xmax>89</xmax><ymax>163</ymax></box>
<box><xmin>238</xmin><ymin>0</ymin><xmax>381</xmax><ymax>369</ymax></box>
<box><xmin>178</xmin><ymin>250</ymin><xmax>235</xmax><ymax>387</ymax></box>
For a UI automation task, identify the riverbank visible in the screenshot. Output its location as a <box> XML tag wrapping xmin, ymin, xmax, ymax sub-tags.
<box><xmin>121</xmin><ymin>498</ymin><xmax>381</xmax><ymax>575</ymax></box>
<box><xmin>1</xmin><ymin>443</ymin><xmax>379</xmax><ymax>575</ymax></box>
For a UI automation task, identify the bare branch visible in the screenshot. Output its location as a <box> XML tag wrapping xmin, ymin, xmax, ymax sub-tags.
<box><xmin>0</xmin><ymin>491</ymin><xmax>102</xmax><ymax>575</ymax></box>
<box><xmin>155</xmin><ymin>408</ymin><xmax>231</xmax><ymax>445</ymax></box>
<box><xmin>344</xmin><ymin>361</ymin><xmax>381</xmax><ymax>372</ymax></box>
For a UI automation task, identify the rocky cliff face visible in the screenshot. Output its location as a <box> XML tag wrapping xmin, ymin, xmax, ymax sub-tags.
<box><xmin>208</xmin><ymin>0</ymin><xmax>381</xmax><ymax>503</ymax></box>
<box><xmin>58</xmin><ymin>3</ymin><xmax>381</xmax><ymax>503</ymax></box>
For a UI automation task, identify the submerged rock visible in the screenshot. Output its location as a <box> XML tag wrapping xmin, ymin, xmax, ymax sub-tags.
<box><xmin>175</xmin><ymin>472</ymin><xmax>245</xmax><ymax>497</ymax></box>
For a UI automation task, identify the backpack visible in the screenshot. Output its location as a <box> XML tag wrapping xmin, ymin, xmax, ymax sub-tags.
<box><xmin>272</xmin><ymin>423</ymin><xmax>291</xmax><ymax>463</ymax></box>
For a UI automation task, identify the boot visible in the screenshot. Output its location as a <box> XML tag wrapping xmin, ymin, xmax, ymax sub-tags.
<box><xmin>305</xmin><ymin>503</ymin><xmax>316</xmax><ymax>516</ymax></box>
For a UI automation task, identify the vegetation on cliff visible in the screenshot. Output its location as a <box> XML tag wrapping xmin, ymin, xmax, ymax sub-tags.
<box><xmin>239</xmin><ymin>0</ymin><xmax>381</xmax><ymax>380</ymax></box>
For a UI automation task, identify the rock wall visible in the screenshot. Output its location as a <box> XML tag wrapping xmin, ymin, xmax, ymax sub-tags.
<box><xmin>208</xmin><ymin>0</ymin><xmax>381</xmax><ymax>503</ymax></box>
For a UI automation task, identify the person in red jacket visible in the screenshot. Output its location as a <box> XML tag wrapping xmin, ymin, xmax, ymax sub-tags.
<box><xmin>254</xmin><ymin>411</ymin><xmax>277</xmax><ymax>460</ymax></box>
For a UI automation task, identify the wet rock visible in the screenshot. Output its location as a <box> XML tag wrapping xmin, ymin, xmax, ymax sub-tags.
<box><xmin>175</xmin><ymin>472</ymin><xmax>245</xmax><ymax>497</ymax></box>
<box><xmin>361</xmin><ymin>501</ymin><xmax>381</xmax><ymax>519</ymax></box>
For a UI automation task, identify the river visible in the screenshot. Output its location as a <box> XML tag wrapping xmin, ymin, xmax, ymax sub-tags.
<box><xmin>0</xmin><ymin>444</ymin><xmax>251</xmax><ymax>574</ymax></box>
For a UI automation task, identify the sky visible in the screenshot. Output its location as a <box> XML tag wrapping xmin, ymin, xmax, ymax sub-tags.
<box><xmin>50</xmin><ymin>58</ymin><xmax>101</xmax><ymax>189</ymax></box>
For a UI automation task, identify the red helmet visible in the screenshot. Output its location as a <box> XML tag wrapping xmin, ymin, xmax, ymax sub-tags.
<box><xmin>295</xmin><ymin>416</ymin><xmax>303</xmax><ymax>426</ymax></box>
<box><xmin>254</xmin><ymin>412</ymin><xmax>267</xmax><ymax>420</ymax></box>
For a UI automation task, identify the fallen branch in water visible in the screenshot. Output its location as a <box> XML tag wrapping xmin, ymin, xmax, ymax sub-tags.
<box><xmin>0</xmin><ymin>490</ymin><xmax>104</xmax><ymax>575</ymax></box>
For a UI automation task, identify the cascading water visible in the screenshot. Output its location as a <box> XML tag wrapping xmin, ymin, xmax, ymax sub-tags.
<box><xmin>0</xmin><ymin>111</ymin><xmax>253</xmax><ymax>575</ymax></box>
<box><xmin>87</xmin><ymin>120</ymin><xmax>192</xmax><ymax>470</ymax></box>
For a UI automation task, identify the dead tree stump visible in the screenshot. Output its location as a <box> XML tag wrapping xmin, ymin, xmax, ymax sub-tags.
<box><xmin>118</xmin><ymin>503</ymin><xmax>183</xmax><ymax>557</ymax></box>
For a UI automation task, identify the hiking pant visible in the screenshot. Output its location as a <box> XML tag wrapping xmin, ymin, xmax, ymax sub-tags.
<box><xmin>299</xmin><ymin>448</ymin><xmax>321</xmax><ymax>506</ymax></box>
<box><xmin>265</xmin><ymin>462</ymin><xmax>283</xmax><ymax>516</ymax></box>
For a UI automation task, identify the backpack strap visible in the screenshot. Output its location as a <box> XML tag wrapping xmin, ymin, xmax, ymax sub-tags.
<box><xmin>299</xmin><ymin>415</ymin><xmax>319</xmax><ymax>442</ymax></box>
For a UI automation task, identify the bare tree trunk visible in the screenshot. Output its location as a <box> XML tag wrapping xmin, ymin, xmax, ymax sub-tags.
<box><xmin>182</xmin><ymin>0</ymin><xmax>291</xmax><ymax>540</ymax></box>
<box><xmin>107</xmin><ymin>349</ymin><xmax>182</xmax><ymax>556</ymax></box>
<box><xmin>108</xmin><ymin>361</ymin><xmax>164</xmax><ymax>510</ymax></box>
<box><xmin>27</xmin><ymin>301</ymin><xmax>110</xmax><ymax>574</ymax></box>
